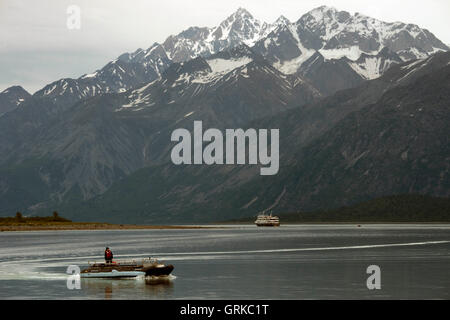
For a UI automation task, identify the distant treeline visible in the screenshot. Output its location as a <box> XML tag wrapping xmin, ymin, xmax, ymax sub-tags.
<box><xmin>230</xmin><ymin>195</ymin><xmax>450</xmax><ymax>223</ymax></box>
<box><xmin>0</xmin><ymin>211</ymin><xmax>72</xmax><ymax>224</ymax></box>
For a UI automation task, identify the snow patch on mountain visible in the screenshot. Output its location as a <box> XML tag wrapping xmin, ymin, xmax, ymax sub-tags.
<box><xmin>191</xmin><ymin>56</ymin><xmax>253</xmax><ymax>84</ymax></box>
<box><xmin>271</xmin><ymin>24</ymin><xmax>316</xmax><ymax>74</ymax></box>
<box><xmin>320</xmin><ymin>46</ymin><xmax>378</xmax><ymax>61</ymax></box>
<box><xmin>208</xmin><ymin>57</ymin><xmax>252</xmax><ymax>75</ymax></box>
<box><xmin>81</xmin><ymin>72</ymin><xmax>98</xmax><ymax>79</ymax></box>
<box><xmin>349</xmin><ymin>57</ymin><xmax>389</xmax><ymax>80</ymax></box>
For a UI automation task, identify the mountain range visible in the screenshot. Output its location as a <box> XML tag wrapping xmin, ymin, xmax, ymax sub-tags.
<box><xmin>0</xmin><ymin>6</ymin><xmax>448</xmax><ymax>223</ymax></box>
<box><xmin>3</xmin><ymin>6</ymin><xmax>447</xmax><ymax>111</ymax></box>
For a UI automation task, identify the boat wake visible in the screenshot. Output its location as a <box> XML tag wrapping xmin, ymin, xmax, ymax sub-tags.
<box><xmin>0</xmin><ymin>260</ymin><xmax>68</xmax><ymax>281</ymax></box>
<box><xmin>0</xmin><ymin>240</ymin><xmax>448</xmax><ymax>280</ymax></box>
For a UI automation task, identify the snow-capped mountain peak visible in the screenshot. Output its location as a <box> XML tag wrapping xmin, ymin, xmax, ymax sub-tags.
<box><xmin>159</xmin><ymin>8</ymin><xmax>277</xmax><ymax>64</ymax></box>
<box><xmin>274</xmin><ymin>15</ymin><xmax>291</xmax><ymax>27</ymax></box>
<box><xmin>230</xmin><ymin>7</ymin><xmax>254</xmax><ymax>20</ymax></box>
<box><xmin>210</xmin><ymin>8</ymin><xmax>271</xmax><ymax>47</ymax></box>
<box><xmin>299</xmin><ymin>5</ymin><xmax>347</xmax><ymax>29</ymax></box>
<box><xmin>296</xmin><ymin>6</ymin><xmax>449</xmax><ymax>60</ymax></box>
<box><xmin>304</xmin><ymin>5</ymin><xmax>340</xmax><ymax>20</ymax></box>
<box><xmin>250</xmin><ymin>6</ymin><xmax>448</xmax><ymax>81</ymax></box>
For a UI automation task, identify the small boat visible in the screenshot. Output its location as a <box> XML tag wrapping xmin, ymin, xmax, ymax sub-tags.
<box><xmin>254</xmin><ymin>212</ymin><xmax>280</xmax><ymax>227</ymax></box>
<box><xmin>80</xmin><ymin>258</ymin><xmax>174</xmax><ymax>279</ymax></box>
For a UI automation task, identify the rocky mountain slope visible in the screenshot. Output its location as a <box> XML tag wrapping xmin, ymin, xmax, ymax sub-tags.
<box><xmin>0</xmin><ymin>86</ymin><xmax>31</xmax><ymax>116</ymax></box>
<box><xmin>57</xmin><ymin>52</ymin><xmax>450</xmax><ymax>223</ymax></box>
<box><xmin>0</xmin><ymin>45</ymin><xmax>320</xmax><ymax>215</ymax></box>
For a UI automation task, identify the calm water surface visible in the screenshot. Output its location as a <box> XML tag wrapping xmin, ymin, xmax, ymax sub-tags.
<box><xmin>0</xmin><ymin>225</ymin><xmax>449</xmax><ymax>299</ymax></box>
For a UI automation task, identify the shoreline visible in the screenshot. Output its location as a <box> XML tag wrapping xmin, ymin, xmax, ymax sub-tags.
<box><xmin>2</xmin><ymin>221</ymin><xmax>450</xmax><ymax>232</ymax></box>
<box><xmin>220</xmin><ymin>221</ymin><xmax>450</xmax><ymax>225</ymax></box>
<box><xmin>0</xmin><ymin>223</ymin><xmax>220</xmax><ymax>232</ymax></box>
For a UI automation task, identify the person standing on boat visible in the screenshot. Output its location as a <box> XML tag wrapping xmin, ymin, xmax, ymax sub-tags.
<box><xmin>105</xmin><ymin>247</ymin><xmax>113</xmax><ymax>264</ymax></box>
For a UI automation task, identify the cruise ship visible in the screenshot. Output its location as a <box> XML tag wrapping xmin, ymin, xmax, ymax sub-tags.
<box><xmin>254</xmin><ymin>212</ymin><xmax>280</xmax><ymax>227</ymax></box>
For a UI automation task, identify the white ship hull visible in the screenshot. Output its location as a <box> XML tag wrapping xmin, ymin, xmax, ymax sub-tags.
<box><xmin>80</xmin><ymin>269</ymin><xmax>145</xmax><ymax>278</ymax></box>
<box><xmin>254</xmin><ymin>214</ymin><xmax>280</xmax><ymax>227</ymax></box>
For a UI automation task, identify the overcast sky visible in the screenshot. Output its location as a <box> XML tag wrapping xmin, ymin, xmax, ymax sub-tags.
<box><xmin>1</xmin><ymin>0</ymin><xmax>449</xmax><ymax>93</ymax></box>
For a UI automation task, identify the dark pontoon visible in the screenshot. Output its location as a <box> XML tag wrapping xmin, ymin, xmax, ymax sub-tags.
<box><xmin>80</xmin><ymin>258</ymin><xmax>174</xmax><ymax>278</ymax></box>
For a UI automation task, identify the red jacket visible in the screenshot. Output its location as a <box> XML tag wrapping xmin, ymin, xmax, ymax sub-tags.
<box><xmin>105</xmin><ymin>250</ymin><xmax>113</xmax><ymax>260</ymax></box>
